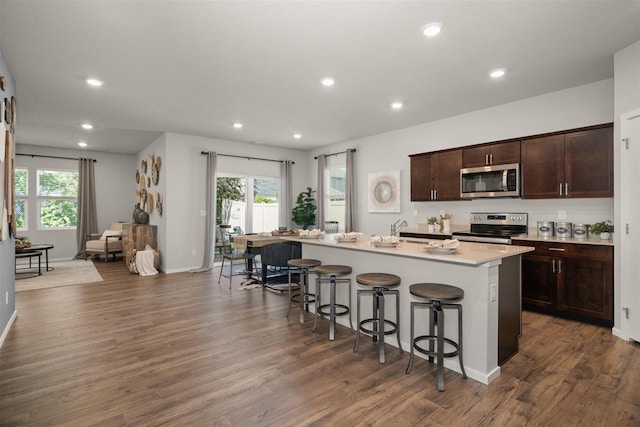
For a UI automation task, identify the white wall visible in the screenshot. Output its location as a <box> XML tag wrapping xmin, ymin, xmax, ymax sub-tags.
<box><xmin>614</xmin><ymin>39</ymin><xmax>640</xmax><ymax>337</ymax></box>
<box><xmin>160</xmin><ymin>133</ymin><xmax>311</xmax><ymax>273</ymax></box>
<box><xmin>310</xmin><ymin>79</ymin><xmax>615</xmax><ymax>236</ymax></box>
<box><xmin>14</xmin><ymin>145</ymin><xmax>136</xmax><ymax>260</ymax></box>
<box><xmin>135</xmin><ymin>134</ymin><xmax>166</xmax><ymax>269</ymax></box>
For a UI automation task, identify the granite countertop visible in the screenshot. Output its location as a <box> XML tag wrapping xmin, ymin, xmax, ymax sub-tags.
<box><xmin>280</xmin><ymin>235</ymin><xmax>534</xmax><ymax>266</ymax></box>
<box><xmin>512</xmin><ymin>233</ymin><xmax>614</xmax><ymax>246</ymax></box>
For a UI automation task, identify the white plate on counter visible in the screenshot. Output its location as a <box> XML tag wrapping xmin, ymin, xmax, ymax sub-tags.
<box><xmin>336</xmin><ymin>237</ymin><xmax>358</xmax><ymax>243</ymax></box>
<box><xmin>423</xmin><ymin>246</ymin><xmax>458</xmax><ymax>255</ymax></box>
<box><xmin>373</xmin><ymin>242</ymin><xmax>398</xmax><ymax>248</ymax></box>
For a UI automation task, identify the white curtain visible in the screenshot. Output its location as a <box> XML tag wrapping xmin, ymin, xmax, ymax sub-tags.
<box><xmin>316</xmin><ymin>154</ymin><xmax>325</xmax><ymax>229</ymax></box>
<box><xmin>345</xmin><ymin>149</ymin><xmax>356</xmax><ymax>232</ymax></box>
<box><xmin>279</xmin><ymin>160</ymin><xmax>293</xmax><ymax>229</ymax></box>
<box><xmin>76</xmin><ymin>158</ymin><xmax>98</xmax><ymax>258</ymax></box>
<box><xmin>192</xmin><ymin>152</ymin><xmax>217</xmax><ymax>273</ymax></box>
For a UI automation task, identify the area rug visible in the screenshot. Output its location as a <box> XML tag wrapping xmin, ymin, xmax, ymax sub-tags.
<box><xmin>16</xmin><ymin>260</ymin><xmax>104</xmax><ymax>292</ymax></box>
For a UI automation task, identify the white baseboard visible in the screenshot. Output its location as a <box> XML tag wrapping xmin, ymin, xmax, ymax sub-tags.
<box><xmin>0</xmin><ymin>310</ymin><xmax>17</xmax><ymax>349</ymax></box>
<box><xmin>612</xmin><ymin>327</ymin><xmax>630</xmax><ymax>341</ymax></box>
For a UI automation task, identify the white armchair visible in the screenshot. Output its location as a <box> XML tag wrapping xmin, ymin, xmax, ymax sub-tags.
<box><xmin>84</xmin><ymin>222</ymin><xmax>127</xmax><ymax>262</ymax></box>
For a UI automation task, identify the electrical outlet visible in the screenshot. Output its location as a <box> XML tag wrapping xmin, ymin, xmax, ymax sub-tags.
<box><xmin>490</xmin><ymin>284</ymin><xmax>497</xmax><ymax>302</ymax></box>
<box><xmin>412</xmin><ymin>210</ymin><xmax>418</xmax><ymax>218</ymax></box>
<box><xmin>558</xmin><ymin>210</ymin><xmax>566</xmax><ymax>220</ymax></box>
<box><xmin>200</xmin><ymin>210</ymin><xmax>206</xmax><ymax>217</ymax></box>
<box><xmin>192</xmin><ymin>249</ymin><xmax>197</xmax><ymax>256</ymax></box>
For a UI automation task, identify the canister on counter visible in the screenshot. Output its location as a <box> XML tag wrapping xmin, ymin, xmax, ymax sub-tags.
<box><xmin>554</xmin><ymin>222</ymin><xmax>572</xmax><ymax>238</ymax></box>
<box><xmin>537</xmin><ymin>221</ymin><xmax>554</xmax><ymax>237</ymax></box>
<box><xmin>573</xmin><ymin>224</ymin><xmax>589</xmax><ymax>239</ymax></box>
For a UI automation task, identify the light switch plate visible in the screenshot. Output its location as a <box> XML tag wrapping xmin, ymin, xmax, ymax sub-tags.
<box><xmin>558</xmin><ymin>210</ymin><xmax>566</xmax><ymax>220</ymax></box>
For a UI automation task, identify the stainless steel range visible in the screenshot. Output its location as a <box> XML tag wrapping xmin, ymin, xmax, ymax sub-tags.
<box><xmin>453</xmin><ymin>212</ymin><xmax>528</xmax><ymax>244</ymax></box>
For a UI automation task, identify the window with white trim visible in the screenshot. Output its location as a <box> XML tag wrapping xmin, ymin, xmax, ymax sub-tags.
<box><xmin>14</xmin><ymin>167</ymin><xmax>28</xmax><ymax>231</ymax></box>
<box><xmin>36</xmin><ymin>169</ymin><xmax>79</xmax><ymax>229</ymax></box>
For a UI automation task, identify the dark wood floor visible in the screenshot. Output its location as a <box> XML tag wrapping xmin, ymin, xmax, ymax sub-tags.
<box><xmin>1</xmin><ymin>261</ymin><xmax>639</xmax><ymax>426</ymax></box>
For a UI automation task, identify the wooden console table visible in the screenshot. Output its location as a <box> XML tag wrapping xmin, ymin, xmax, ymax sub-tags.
<box><xmin>122</xmin><ymin>224</ymin><xmax>158</xmax><ymax>266</ymax></box>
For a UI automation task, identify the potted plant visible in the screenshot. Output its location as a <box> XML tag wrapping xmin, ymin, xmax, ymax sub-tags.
<box><xmin>292</xmin><ymin>187</ymin><xmax>317</xmax><ymax>230</ymax></box>
<box><xmin>589</xmin><ymin>220</ymin><xmax>614</xmax><ymax>240</ymax></box>
<box><xmin>427</xmin><ymin>216</ymin><xmax>438</xmax><ymax>233</ymax></box>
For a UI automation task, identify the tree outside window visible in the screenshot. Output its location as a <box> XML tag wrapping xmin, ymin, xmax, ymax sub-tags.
<box><xmin>37</xmin><ymin>169</ymin><xmax>78</xmax><ymax>229</ymax></box>
<box><xmin>14</xmin><ymin>167</ymin><xmax>28</xmax><ymax>230</ymax></box>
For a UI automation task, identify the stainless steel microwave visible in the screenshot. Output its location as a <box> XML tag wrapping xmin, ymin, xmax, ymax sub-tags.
<box><xmin>460</xmin><ymin>163</ymin><xmax>520</xmax><ymax>198</ymax></box>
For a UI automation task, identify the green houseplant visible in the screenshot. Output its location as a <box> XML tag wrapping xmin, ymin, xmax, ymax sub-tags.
<box><xmin>292</xmin><ymin>187</ymin><xmax>317</xmax><ymax>230</ymax></box>
<box><xmin>590</xmin><ymin>221</ymin><xmax>614</xmax><ymax>239</ymax></box>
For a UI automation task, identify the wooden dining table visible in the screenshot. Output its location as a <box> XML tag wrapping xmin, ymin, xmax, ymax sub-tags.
<box><xmin>230</xmin><ymin>234</ymin><xmax>283</xmax><ymax>283</ymax></box>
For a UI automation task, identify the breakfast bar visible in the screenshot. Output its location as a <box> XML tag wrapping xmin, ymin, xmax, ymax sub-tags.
<box><xmin>281</xmin><ymin>235</ymin><xmax>534</xmax><ymax>385</ymax></box>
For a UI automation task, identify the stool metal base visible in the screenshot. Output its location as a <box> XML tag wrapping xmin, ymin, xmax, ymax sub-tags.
<box><xmin>288</xmin><ymin>267</ymin><xmax>316</xmax><ymax>324</ymax></box>
<box><xmin>313</xmin><ymin>275</ymin><xmax>353</xmax><ymax>340</ymax></box>
<box><xmin>406</xmin><ymin>300</ymin><xmax>467</xmax><ymax>392</ymax></box>
<box><xmin>353</xmin><ymin>287</ymin><xmax>402</xmax><ymax>364</ymax></box>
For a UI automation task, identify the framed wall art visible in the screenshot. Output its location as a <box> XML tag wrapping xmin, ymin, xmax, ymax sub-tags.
<box><xmin>367</xmin><ymin>170</ymin><xmax>400</xmax><ymax>213</ymax></box>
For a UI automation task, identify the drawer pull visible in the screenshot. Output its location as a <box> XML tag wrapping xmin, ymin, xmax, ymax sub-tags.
<box><xmin>549</xmin><ymin>248</ymin><xmax>565</xmax><ymax>252</ymax></box>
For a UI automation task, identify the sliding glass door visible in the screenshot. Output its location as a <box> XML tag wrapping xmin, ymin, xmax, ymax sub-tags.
<box><xmin>217</xmin><ymin>175</ymin><xmax>280</xmax><ymax>234</ymax></box>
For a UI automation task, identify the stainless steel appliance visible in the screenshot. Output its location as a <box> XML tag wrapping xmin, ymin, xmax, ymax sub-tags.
<box><xmin>452</xmin><ymin>212</ymin><xmax>528</xmax><ymax>244</ymax></box>
<box><xmin>452</xmin><ymin>212</ymin><xmax>528</xmax><ymax>365</ymax></box>
<box><xmin>460</xmin><ymin>163</ymin><xmax>520</xmax><ymax>199</ymax></box>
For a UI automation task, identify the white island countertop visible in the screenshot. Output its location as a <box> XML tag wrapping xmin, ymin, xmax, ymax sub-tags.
<box><xmin>280</xmin><ymin>235</ymin><xmax>534</xmax><ymax>265</ymax></box>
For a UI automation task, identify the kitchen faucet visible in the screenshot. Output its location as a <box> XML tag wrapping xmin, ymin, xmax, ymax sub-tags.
<box><xmin>391</xmin><ymin>219</ymin><xmax>408</xmax><ymax>236</ymax></box>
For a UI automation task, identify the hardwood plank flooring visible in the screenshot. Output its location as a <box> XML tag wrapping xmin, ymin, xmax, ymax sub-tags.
<box><xmin>1</xmin><ymin>261</ymin><xmax>638</xmax><ymax>426</ymax></box>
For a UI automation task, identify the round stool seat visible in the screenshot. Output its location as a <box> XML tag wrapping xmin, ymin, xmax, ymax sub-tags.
<box><xmin>409</xmin><ymin>283</ymin><xmax>464</xmax><ymax>301</ymax></box>
<box><xmin>288</xmin><ymin>258</ymin><xmax>321</xmax><ymax>269</ymax></box>
<box><xmin>315</xmin><ymin>265</ymin><xmax>352</xmax><ymax>276</ymax></box>
<box><xmin>356</xmin><ymin>272</ymin><xmax>401</xmax><ymax>288</ymax></box>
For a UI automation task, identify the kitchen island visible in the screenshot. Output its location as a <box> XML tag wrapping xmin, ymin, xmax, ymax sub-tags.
<box><xmin>281</xmin><ymin>235</ymin><xmax>534</xmax><ymax>385</ymax></box>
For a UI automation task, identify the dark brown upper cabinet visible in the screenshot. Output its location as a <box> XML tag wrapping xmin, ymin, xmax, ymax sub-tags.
<box><xmin>410</xmin><ymin>149</ymin><xmax>462</xmax><ymax>202</ymax></box>
<box><xmin>522</xmin><ymin>126</ymin><xmax>613</xmax><ymax>199</ymax></box>
<box><xmin>462</xmin><ymin>140</ymin><xmax>521</xmax><ymax>168</ymax></box>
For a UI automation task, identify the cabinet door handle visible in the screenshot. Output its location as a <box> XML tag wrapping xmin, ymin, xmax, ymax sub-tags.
<box><xmin>490</xmin><ymin>153</ymin><xmax>494</xmax><ymax>165</ymax></box>
<box><xmin>559</xmin><ymin>183</ymin><xmax>564</xmax><ymax>196</ymax></box>
<box><xmin>552</xmin><ymin>259</ymin><xmax>556</xmax><ymax>273</ymax></box>
<box><xmin>558</xmin><ymin>260</ymin><xmax>562</xmax><ymax>274</ymax></box>
<box><xmin>565</xmin><ymin>183</ymin><xmax>569</xmax><ymax>196</ymax></box>
<box><xmin>433</xmin><ymin>189</ymin><xmax>437</xmax><ymax>200</ymax></box>
<box><xmin>485</xmin><ymin>154</ymin><xmax>489</xmax><ymax>165</ymax></box>
<box><xmin>549</xmin><ymin>248</ymin><xmax>565</xmax><ymax>252</ymax></box>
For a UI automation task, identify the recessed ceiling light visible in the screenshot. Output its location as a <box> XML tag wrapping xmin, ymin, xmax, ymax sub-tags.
<box><xmin>78</xmin><ymin>141</ymin><xmax>88</xmax><ymax>148</ymax></box>
<box><xmin>81</xmin><ymin>123</ymin><xmax>93</xmax><ymax>130</ymax></box>
<box><xmin>293</xmin><ymin>133</ymin><xmax>302</xmax><ymax>139</ymax></box>
<box><xmin>421</xmin><ymin>23</ymin><xmax>442</xmax><ymax>37</ymax></box>
<box><xmin>489</xmin><ymin>68</ymin><xmax>506</xmax><ymax>78</ymax></box>
<box><xmin>390</xmin><ymin>101</ymin><xmax>404</xmax><ymax>110</ymax></box>
<box><xmin>321</xmin><ymin>77</ymin><xmax>335</xmax><ymax>87</ymax></box>
<box><xmin>86</xmin><ymin>78</ymin><xmax>104</xmax><ymax>87</ymax></box>
<box><xmin>233</xmin><ymin>122</ymin><xmax>243</xmax><ymax>129</ymax></box>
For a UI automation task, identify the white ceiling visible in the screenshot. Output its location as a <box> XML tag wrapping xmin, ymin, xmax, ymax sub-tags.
<box><xmin>0</xmin><ymin>1</ymin><xmax>638</xmax><ymax>155</ymax></box>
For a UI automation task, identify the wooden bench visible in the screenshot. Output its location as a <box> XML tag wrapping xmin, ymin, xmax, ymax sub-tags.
<box><xmin>15</xmin><ymin>250</ymin><xmax>43</xmax><ymax>278</ymax></box>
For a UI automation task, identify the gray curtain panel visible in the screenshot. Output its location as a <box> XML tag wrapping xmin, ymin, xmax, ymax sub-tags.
<box><xmin>345</xmin><ymin>148</ymin><xmax>356</xmax><ymax>233</ymax></box>
<box><xmin>76</xmin><ymin>158</ymin><xmax>98</xmax><ymax>258</ymax></box>
<box><xmin>279</xmin><ymin>160</ymin><xmax>293</xmax><ymax>229</ymax></box>
<box><xmin>316</xmin><ymin>154</ymin><xmax>325</xmax><ymax>229</ymax></box>
<box><xmin>192</xmin><ymin>152</ymin><xmax>217</xmax><ymax>273</ymax></box>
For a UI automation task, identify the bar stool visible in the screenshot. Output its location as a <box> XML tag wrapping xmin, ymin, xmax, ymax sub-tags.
<box><xmin>353</xmin><ymin>273</ymin><xmax>402</xmax><ymax>364</ymax></box>
<box><xmin>287</xmin><ymin>258</ymin><xmax>321</xmax><ymax>324</ymax></box>
<box><xmin>313</xmin><ymin>265</ymin><xmax>353</xmax><ymax>340</ymax></box>
<box><xmin>405</xmin><ymin>283</ymin><xmax>467</xmax><ymax>392</ymax></box>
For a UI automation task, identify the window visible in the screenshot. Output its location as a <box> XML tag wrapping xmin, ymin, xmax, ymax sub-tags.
<box><xmin>37</xmin><ymin>169</ymin><xmax>79</xmax><ymax>229</ymax></box>
<box><xmin>14</xmin><ymin>167</ymin><xmax>28</xmax><ymax>231</ymax></box>
<box><xmin>323</xmin><ymin>155</ymin><xmax>346</xmax><ymax>232</ymax></box>
<box><xmin>217</xmin><ymin>175</ymin><xmax>280</xmax><ymax>234</ymax></box>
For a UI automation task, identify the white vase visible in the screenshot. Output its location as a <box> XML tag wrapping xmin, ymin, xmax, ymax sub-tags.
<box><xmin>599</xmin><ymin>232</ymin><xmax>611</xmax><ymax>240</ymax></box>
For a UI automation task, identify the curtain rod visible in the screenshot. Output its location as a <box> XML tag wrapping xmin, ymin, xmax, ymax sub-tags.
<box><xmin>201</xmin><ymin>151</ymin><xmax>294</xmax><ymax>164</ymax></box>
<box><xmin>16</xmin><ymin>153</ymin><xmax>97</xmax><ymax>162</ymax></box>
<box><xmin>314</xmin><ymin>148</ymin><xmax>356</xmax><ymax>160</ymax></box>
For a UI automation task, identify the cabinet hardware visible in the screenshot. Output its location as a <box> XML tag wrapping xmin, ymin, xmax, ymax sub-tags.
<box><xmin>549</xmin><ymin>248</ymin><xmax>565</xmax><ymax>252</ymax></box>
<box><xmin>558</xmin><ymin>260</ymin><xmax>562</xmax><ymax>274</ymax></box>
<box><xmin>622</xmin><ymin>306</ymin><xmax>629</xmax><ymax>319</ymax></box>
<box><xmin>485</xmin><ymin>154</ymin><xmax>489</xmax><ymax>165</ymax></box>
<box><xmin>552</xmin><ymin>259</ymin><xmax>556</xmax><ymax>273</ymax></box>
<box><xmin>490</xmin><ymin>153</ymin><xmax>494</xmax><ymax>165</ymax></box>
<box><xmin>559</xmin><ymin>183</ymin><xmax>564</xmax><ymax>196</ymax></box>
<box><xmin>565</xmin><ymin>183</ymin><xmax>569</xmax><ymax>196</ymax></box>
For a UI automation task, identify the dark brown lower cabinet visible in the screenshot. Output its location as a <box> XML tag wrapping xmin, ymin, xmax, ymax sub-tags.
<box><xmin>514</xmin><ymin>240</ymin><xmax>613</xmax><ymax>327</ymax></box>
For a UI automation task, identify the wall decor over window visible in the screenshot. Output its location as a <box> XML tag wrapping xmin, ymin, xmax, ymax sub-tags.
<box><xmin>367</xmin><ymin>170</ymin><xmax>400</xmax><ymax>213</ymax></box>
